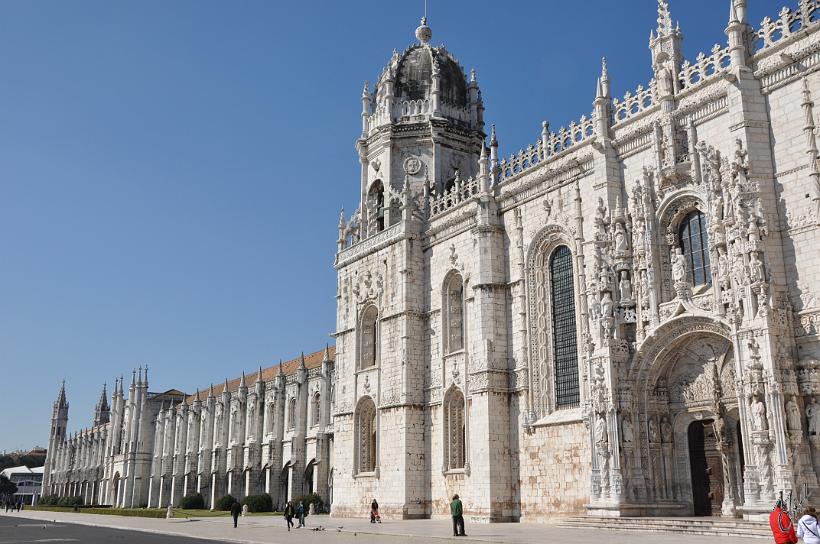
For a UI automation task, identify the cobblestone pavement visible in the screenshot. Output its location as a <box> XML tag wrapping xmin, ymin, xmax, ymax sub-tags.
<box><xmin>0</xmin><ymin>510</ymin><xmax>760</xmax><ymax>543</ymax></box>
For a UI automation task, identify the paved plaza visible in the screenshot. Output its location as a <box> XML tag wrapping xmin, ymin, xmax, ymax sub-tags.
<box><xmin>0</xmin><ymin>510</ymin><xmax>760</xmax><ymax>544</ymax></box>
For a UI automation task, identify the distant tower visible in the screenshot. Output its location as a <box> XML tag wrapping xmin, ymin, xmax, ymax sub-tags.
<box><xmin>43</xmin><ymin>381</ymin><xmax>69</xmax><ymax>493</ymax></box>
<box><xmin>93</xmin><ymin>383</ymin><xmax>110</xmax><ymax>427</ymax></box>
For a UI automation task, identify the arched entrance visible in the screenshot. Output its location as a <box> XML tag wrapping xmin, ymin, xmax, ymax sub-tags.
<box><xmin>278</xmin><ymin>463</ymin><xmax>291</xmax><ymax>510</ymax></box>
<box><xmin>112</xmin><ymin>473</ymin><xmax>121</xmax><ymax>507</ymax></box>
<box><xmin>630</xmin><ymin>317</ymin><xmax>744</xmax><ymax>517</ymax></box>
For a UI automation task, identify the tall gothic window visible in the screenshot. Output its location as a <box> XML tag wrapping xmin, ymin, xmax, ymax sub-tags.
<box><xmin>368</xmin><ymin>180</ymin><xmax>385</xmax><ymax>232</ymax></box>
<box><xmin>355</xmin><ymin>397</ymin><xmax>377</xmax><ymax>474</ymax></box>
<box><xmin>550</xmin><ymin>245</ymin><xmax>579</xmax><ymax>408</ymax></box>
<box><xmin>287</xmin><ymin>398</ymin><xmax>296</xmax><ymax>430</ymax></box>
<box><xmin>443</xmin><ymin>388</ymin><xmax>465</xmax><ymax>470</ymax></box>
<box><xmin>678</xmin><ymin>210</ymin><xmax>711</xmax><ymax>287</ymax></box>
<box><xmin>311</xmin><ymin>393</ymin><xmax>321</xmax><ymax>427</ymax></box>
<box><xmin>444</xmin><ymin>273</ymin><xmax>464</xmax><ymax>353</ymax></box>
<box><xmin>359</xmin><ymin>305</ymin><xmax>378</xmax><ymax>369</ymax></box>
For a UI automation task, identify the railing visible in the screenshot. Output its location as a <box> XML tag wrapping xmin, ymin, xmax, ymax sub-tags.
<box><xmin>756</xmin><ymin>0</ymin><xmax>820</xmax><ymax>52</ymax></box>
<box><xmin>612</xmin><ymin>80</ymin><xmax>657</xmax><ymax>125</ymax></box>
<box><xmin>498</xmin><ymin>114</ymin><xmax>594</xmax><ymax>182</ymax></box>
<box><xmin>429</xmin><ymin>176</ymin><xmax>481</xmax><ymax>217</ymax></box>
<box><xmin>679</xmin><ymin>44</ymin><xmax>732</xmax><ymax>91</ymax></box>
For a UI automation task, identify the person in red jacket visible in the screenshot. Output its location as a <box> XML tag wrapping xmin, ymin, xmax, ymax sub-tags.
<box><xmin>770</xmin><ymin>499</ymin><xmax>798</xmax><ymax>544</ymax></box>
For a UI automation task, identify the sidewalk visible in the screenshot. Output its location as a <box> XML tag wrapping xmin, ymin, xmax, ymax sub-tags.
<box><xmin>1</xmin><ymin>510</ymin><xmax>759</xmax><ymax>544</ymax></box>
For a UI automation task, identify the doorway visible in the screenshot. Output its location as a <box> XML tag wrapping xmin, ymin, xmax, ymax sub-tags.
<box><xmin>688</xmin><ymin>420</ymin><xmax>724</xmax><ymax>516</ymax></box>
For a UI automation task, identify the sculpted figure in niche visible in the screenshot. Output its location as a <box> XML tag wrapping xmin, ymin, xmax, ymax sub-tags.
<box><xmin>595</xmin><ymin>414</ymin><xmax>608</xmax><ymax>446</ymax></box>
<box><xmin>590</xmin><ymin>293</ymin><xmax>601</xmax><ymax>321</ymax></box>
<box><xmin>717</xmin><ymin>247</ymin><xmax>729</xmax><ymax>279</ymax></box>
<box><xmin>648</xmin><ymin>418</ymin><xmax>660</xmax><ymax>443</ymax></box>
<box><xmin>723</xmin><ymin>180</ymin><xmax>735</xmax><ymax>222</ymax></box>
<box><xmin>749</xmin><ymin>251</ymin><xmax>765</xmax><ymax>284</ymax></box>
<box><xmin>747</xmin><ymin>213</ymin><xmax>762</xmax><ymax>243</ymax></box>
<box><xmin>621</xmin><ymin>416</ymin><xmax>635</xmax><ymax>445</ymax></box>
<box><xmin>807</xmin><ymin>398</ymin><xmax>820</xmax><ymax>435</ymax></box>
<box><xmin>614</xmin><ymin>222</ymin><xmax>628</xmax><ymax>253</ymax></box>
<box><xmin>661</xmin><ymin>418</ymin><xmax>673</xmax><ymax>443</ymax></box>
<box><xmin>751</xmin><ymin>395</ymin><xmax>768</xmax><ymax>432</ymax></box>
<box><xmin>732</xmin><ymin>253</ymin><xmax>747</xmax><ymax>287</ymax></box>
<box><xmin>601</xmin><ymin>291</ymin><xmax>614</xmax><ymax>318</ymax></box>
<box><xmin>672</xmin><ymin>248</ymin><xmax>687</xmax><ymax>284</ymax></box>
<box><xmin>619</xmin><ymin>271</ymin><xmax>633</xmax><ymax>303</ymax></box>
<box><xmin>786</xmin><ymin>397</ymin><xmax>802</xmax><ymax>432</ymax></box>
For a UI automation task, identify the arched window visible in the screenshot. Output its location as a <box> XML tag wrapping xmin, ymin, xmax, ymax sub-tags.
<box><xmin>678</xmin><ymin>210</ymin><xmax>711</xmax><ymax>287</ymax></box>
<box><xmin>550</xmin><ymin>245</ymin><xmax>579</xmax><ymax>408</ymax></box>
<box><xmin>359</xmin><ymin>306</ymin><xmax>378</xmax><ymax>369</ymax></box>
<box><xmin>443</xmin><ymin>388</ymin><xmax>465</xmax><ymax>470</ymax></box>
<box><xmin>355</xmin><ymin>397</ymin><xmax>377</xmax><ymax>474</ymax></box>
<box><xmin>287</xmin><ymin>398</ymin><xmax>296</xmax><ymax>430</ymax></box>
<box><xmin>444</xmin><ymin>273</ymin><xmax>464</xmax><ymax>353</ymax></box>
<box><xmin>367</xmin><ymin>180</ymin><xmax>385</xmax><ymax>233</ymax></box>
<box><xmin>311</xmin><ymin>393</ymin><xmax>321</xmax><ymax>427</ymax></box>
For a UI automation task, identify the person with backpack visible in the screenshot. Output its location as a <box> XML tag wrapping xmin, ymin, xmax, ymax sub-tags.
<box><xmin>798</xmin><ymin>506</ymin><xmax>820</xmax><ymax>544</ymax></box>
<box><xmin>296</xmin><ymin>500</ymin><xmax>306</xmax><ymax>528</ymax></box>
<box><xmin>284</xmin><ymin>500</ymin><xmax>295</xmax><ymax>531</ymax></box>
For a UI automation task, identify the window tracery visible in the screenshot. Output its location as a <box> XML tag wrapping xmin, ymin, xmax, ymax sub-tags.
<box><xmin>355</xmin><ymin>397</ymin><xmax>377</xmax><ymax>474</ymax></box>
<box><xmin>443</xmin><ymin>388</ymin><xmax>465</xmax><ymax>470</ymax></box>
<box><xmin>444</xmin><ymin>272</ymin><xmax>464</xmax><ymax>353</ymax></box>
<box><xmin>287</xmin><ymin>397</ymin><xmax>296</xmax><ymax>430</ymax></box>
<box><xmin>678</xmin><ymin>210</ymin><xmax>712</xmax><ymax>287</ymax></box>
<box><xmin>550</xmin><ymin>245</ymin><xmax>580</xmax><ymax>408</ymax></box>
<box><xmin>359</xmin><ymin>305</ymin><xmax>379</xmax><ymax>369</ymax></box>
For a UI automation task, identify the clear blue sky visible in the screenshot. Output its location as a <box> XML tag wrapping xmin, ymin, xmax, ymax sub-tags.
<box><xmin>0</xmin><ymin>0</ymin><xmax>782</xmax><ymax>451</ymax></box>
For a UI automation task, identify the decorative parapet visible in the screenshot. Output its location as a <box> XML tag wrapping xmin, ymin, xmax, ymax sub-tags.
<box><xmin>498</xmin><ymin>114</ymin><xmax>594</xmax><ymax>183</ymax></box>
<box><xmin>429</xmin><ymin>175</ymin><xmax>480</xmax><ymax>218</ymax></box>
<box><xmin>755</xmin><ymin>1</ymin><xmax>820</xmax><ymax>52</ymax></box>
<box><xmin>335</xmin><ymin>223</ymin><xmax>402</xmax><ymax>268</ymax></box>
<box><xmin>678</xmin><ymin>44</ymin><xmax>732</xmax><ymax>92</ymax></box>
<box><xmin>612</xmin><ymin>80</ymin><xmax>658</xmax><ymax>126</ymax></box>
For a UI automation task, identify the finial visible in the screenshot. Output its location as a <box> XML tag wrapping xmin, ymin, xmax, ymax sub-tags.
<box><xmin>470</xmin><ymin>68</ymin><xmax>477</xmax><ymax>84</ymax></box>
<box><xmin>239</xmin><ymin>371</ymin><xmax>246</xmax><ymax>388</ymax></box>
<box><xmin>208</xmin><ymin>383</ymin><xmax>214</xmax><ymax>398</ymax></box>
<box><xmin>657</xmin><ymin>0</ymin><xmax>673</xmax><ymax>35</ymax></box>
<box><xmin>299</xmin><ymin>351</ymin><xmax>306</xmax><ymax>369</ymax></box>
<box><xmin>257</xmin><ymin>365</ymin><xmax>263</xmax><ymax>383</ymax></box>
<box><xmin>362</xmin><ymin>81</ymin><xmax>369</xmax><ymax>98</ymax></box>
<box><xmin>278</xmin><ymin>359</ymin><xmax>285</xmax><ymax>376</ymax></box>
<box><xmin>195</xmin><ymin>389</ymin><xmax>201</xmax><ymax>402</ymax></box>
<box><xmin>144</xmin><ymin>365</ymin><xmax>149</xmax><ymax>386</ymax></box>
<box><xmin>323</xmin><ymin>344</ymin><xmax>331</xmax><ymax>362</ymax></box>
<box><xmin>137</xmin><ymin>366</ymin><xmax>143</xmax><ymax>386</ymax></box>
<box><xmin>224</xmin><ymin>377</ymin><xmax>229</xmax><ymax>393</ymax></box>
<box><xmin>131</xmin><ymin>369</ymin><xmax>136</xmax><ymax>386</ymax></box>
<box><xmin>415</xmin><ymin>16</ymin><xmax>432</xmax><ymax>44</ymax></box>
<box><xmin>490</xmin><ymin>124</ymin><xmax>498</xmax><ymax>147</ymax></box>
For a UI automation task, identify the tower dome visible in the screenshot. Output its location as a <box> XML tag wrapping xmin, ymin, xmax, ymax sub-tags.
<box><xmin>367</xmin><ymin>18</ymin><xmax>481</xmax><ymax>130</ymax></box>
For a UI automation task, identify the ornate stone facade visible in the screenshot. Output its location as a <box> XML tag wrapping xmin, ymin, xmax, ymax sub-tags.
<box><xmin>333</xmin><ymin>0</ymin><xmax>820</xmax><ymax>521</ymax></box>
<box><xmin>41</xmin><ymin>348</ymin><xmax>335</xmax><ymax>510</ymax></box>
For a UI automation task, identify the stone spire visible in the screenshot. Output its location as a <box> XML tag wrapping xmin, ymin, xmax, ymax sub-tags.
<box><xmin>55</xmin><ymin>380</ymin><xmax>68</xmax><ymax>409</ymax></box>
<box><xmin>208</xmin><ymin>383</ymin><xmax>214</xmax><ymax>398</ymax></box>
<box><xmin>256</xmin><ymin>365</ymin><xmax>264</xmax><ymax>383</ymax></box>
<box><xmin>802</xmin><ymin>78</ymin><xmax>820</xmax><ymax>225</ymax></box>
<box><xmin>93</xmin><ymin>383</ymin><xmax>110</xmax><ymax>427</ymax></box>
<box><xmin>239</xmin><ymin>371</ymin><xmax>246</xmax><ymax>389</ymax></box>
<box><xmin>323</xmin><ymin>345</ymin><xmax>331</xmax><ymax>362</ymax></box>
<box><xmin>656</xmin><ymin>0</ymin><xmax>674</xmax><ymax>36</ymax></box>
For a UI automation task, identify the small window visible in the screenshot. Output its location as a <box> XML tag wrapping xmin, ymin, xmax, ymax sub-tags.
<box><xmin>678</xmin><ymin>210</ymin><xmax>712</xmax><ymax>287</ymax></box>
<box><xmin>287</xmin><ymin>398</ymin><xmax>296</xmax><ymax>430</ymax></box>
<box><xmin>359</xmin><ymin>306</ymin><xmax>378</xmax><ymax>369</ymax></box>
<box><xmin>444</xmin><ymin>273</ymin><xmax>464</xmax><ymax>354</ymax></box>
<box><xmin>312</xmin><ymin>393</ymin><xmax>321</xmax><ymax>427</ymax></box>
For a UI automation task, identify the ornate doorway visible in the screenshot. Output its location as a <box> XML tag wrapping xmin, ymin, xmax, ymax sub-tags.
<box><xmin>688</xmin><ymin>420</ymin><xmax>724</xmax><ymax>516</ymax></box>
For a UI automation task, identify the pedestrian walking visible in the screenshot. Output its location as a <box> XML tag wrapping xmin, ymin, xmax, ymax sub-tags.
<box><xmin>370</xmin><ymin>498</ymin><xmax>381</xmax><ymax>523</ymax></box>
<box><xmin>798</xmin><ymin>506</ymin><xmax>820</xmax><ymax>544</ymax></box>
<box><xmin>450</xmin><ymin>494</ymin><xmax>466</xmax><ymax>537</ymax></box>
<box><xmin>769</xmin><ymin>499</ymin><xmax>798</xmax><ymax>544</ymax></box>
<box><xmin>16</xmin><ymin>501</ymin><xmax>21</xmax><ymax>512</ymax></box>
<box><xmin>230</xmin><ymin>499</ymin><xmax>241</xmax><ymax>529</ymax></box>
<box><xmin>284</xmin><ymin>500</ymin><xmax>295</xmax><ymax>531</ymax></box>
<box><xmin>296</xmin><ymin>500</ymin><xmax>305</xmax><ymax>528</ymax></box>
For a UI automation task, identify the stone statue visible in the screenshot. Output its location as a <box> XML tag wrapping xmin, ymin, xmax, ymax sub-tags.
<box><xmin>661</xmin><ymin>418</ymin><xmax>673</xmax><ymax>443</ymax></box>
<box><xmin>807</xmin><ymin>398</ymin><xmax>820</xmax><ymax>435</ymax></box>
<box><xmin>590</xmin><ymin>294</ymin><xmax>601</xmax><ymax>321</ymax></box>
<box><xmin>619</xmin><ymin>271</ymin><xmax>633</xmax><ymax>302</ymax></box>
<box><xmin>622</xmin><ymin>416</ymin><xmax>634</xmax><ymax>445</ymax></box>
<box><xmin>614</xmin><ymin>222</ymin><xmax>628</xmax><ymax>253</ymax></box>
<box><xmin>747</xmin><ymin>214</ymin><xmax>762</xmax><ymax>243</ymax></box>
<box><xmin>751</xmin><ymin>395</ymin><xmax>768</xmax><ymax>432</ymax></box>
<box><xmin>648</xmin><ymin>418</ymin><xmax>659</xmax><ymax>443</ymax></box>
<box><xmin>732</xmin><ymin>253</ymin><xmax>747</xmax><ymax>286</ymax></box>
<box><xmin>601</xmin><ymin>291</ymin><xmax>614</xmax><ymax>318</ymax></box>
<box><xmin>672</xmin><ymin>248</ymin><xmax>687</xmax><ymax>284</ymax></box>
<box><xmin>749</xmin><ymin>251</ymin><xmax>765</xmax><ymax>284</ymax></box>
<box><xmin>717</xmin><ymin>247</ymin><xmax>729</xmax><ymax>280</ymax></box>
<box><xmin>595</xmin><ymin>414</ymin><xmax>608</xmax><ymax>446</ymax></box>
<box><xmin>786</xmin><ymin>397</ymin><xmax>802</xmax><ymax>432</ymax></box>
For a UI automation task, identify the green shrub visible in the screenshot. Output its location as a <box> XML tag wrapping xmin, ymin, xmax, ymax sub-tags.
<box><xmin>180</xmin><ymin>493</ymin><xmax>205</xmax><ymax>510</ymax></box>
<box><xmin>57</xmin><ymin>496</ymin><xmax>83</xmax><ymax>507</ymax></box>
<box><xmin>295</xmin><ymin>492</ymin><xmax>324</xmax><ymax>514</ymax></box>
<box><xmin>241</xmin><ymin>494</ymin><xmax>272</xmax><ymax>513</ymax></box>
<box><xmin>32</xmin><ymin>506</ymin><xmax>166</xmax><ymax>518</ymax></box>
<box><xmin>215</xmin><ymin>494</ymin><xmax>236</xmax><ymax>511</ymax></box>
<box><xmin>38</xmin><ymin>495</ymin><xmax>59</xmax><ymax>506</ymax></box>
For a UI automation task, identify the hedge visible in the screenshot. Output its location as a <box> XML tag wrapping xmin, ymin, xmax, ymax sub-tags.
<box><xmin>33</xmin><ymin>506</ymin><xmax>166</xmax><ymax>518</ymax></box>
<box><xmin>215</xmin><ymin>494</ymin><xmax>236</xmax><ymax>511</ymax></box>
<box><xmin>294</xmin><ymin>492</ymin><xmax>324</xmax><ymax>513</ymax></box>
<box><xmin>179</xmin><ymin>493</ymin><xmax>205</xmax><ymax>510</ymax></box>
<box><xmin>241</xmin><ymin>494</ymin><xmax>272</xmax><ymax>513</ymax></box>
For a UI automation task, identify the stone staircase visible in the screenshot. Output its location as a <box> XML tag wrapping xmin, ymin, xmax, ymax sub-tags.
<box><xmin>555</xmin><ymin>516</ymin><xmax>771</xmax><ymax>539</ymax></box>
